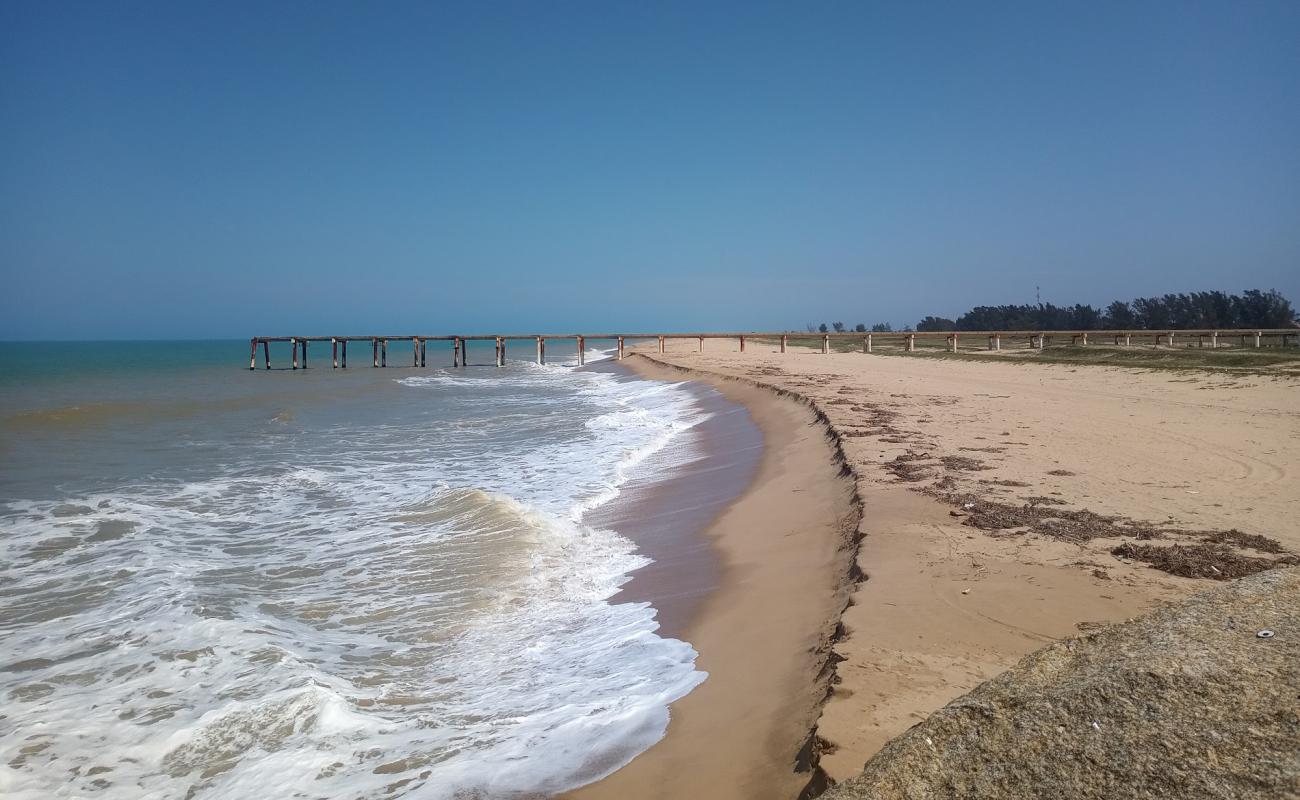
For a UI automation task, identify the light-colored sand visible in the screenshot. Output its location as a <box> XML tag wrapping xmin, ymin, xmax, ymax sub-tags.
<box><xmin>568</xmin><ymin>359</ymin><xmax>857</xmax><ymax>800</ymax></box>
<box><xmin>620</xmin><ymin>340</ymin><xmax>1299</xmax><ymax>784</ymax></box>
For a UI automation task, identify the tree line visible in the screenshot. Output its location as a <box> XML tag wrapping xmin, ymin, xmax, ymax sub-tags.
<box><xmin>808</xmin><ymin>289</ymin><xmax>1296</xmax><ymax>334</ymax></box>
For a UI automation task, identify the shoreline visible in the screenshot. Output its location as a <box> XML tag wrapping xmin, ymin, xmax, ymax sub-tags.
<box><xmin>584</xmin><ymin>361</ymin><xmax>760</xmax><ymax>639</ymax></box>
<box><xmin>568</xmin><ymin>356</ymin><xmax>859</xmax><ymax>800</ymax></box>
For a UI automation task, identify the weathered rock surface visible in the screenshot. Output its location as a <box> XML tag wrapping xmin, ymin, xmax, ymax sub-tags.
<box><xmin>822</xmin><ymin>567</ymin><xmax>1300</xmax><ymax>799</ymax></box>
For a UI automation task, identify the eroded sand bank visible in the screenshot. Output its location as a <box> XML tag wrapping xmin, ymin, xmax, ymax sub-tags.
<box><xmin>569</xmin><ymin>358</ymin><xmax>858</xmax><ymax>800</ymax></box>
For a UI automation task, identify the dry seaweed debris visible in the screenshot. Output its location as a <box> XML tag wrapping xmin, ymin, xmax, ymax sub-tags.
<box><xmin>1024</xmin><ymin>496</ymin><xmax>1067</xmax><ymax>506</ymax></box>
<box><xmin>885</xmin><ymin>452</ymin><xmax>934</xmax><ymax>482</ymax></box>
<box><xmin>1112</xmin><ymin>542</ymin><xmax>1298</xmax><ymax>580</ymax></box>
<box><xmin>940</xmin><ymin>455</ymin><xmax>994</xmax><ymax>472</ymax></box>
<box><xmin>1201</xmin><ymin>530</ymin><xmax>1286</xmax><ymax>554</ymax></box>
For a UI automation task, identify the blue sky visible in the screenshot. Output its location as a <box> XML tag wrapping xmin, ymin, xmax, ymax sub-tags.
<box><xmin>2</xmin><ymin>1</ymin><xmax>1298</xmax><ymax>338</ymax></box>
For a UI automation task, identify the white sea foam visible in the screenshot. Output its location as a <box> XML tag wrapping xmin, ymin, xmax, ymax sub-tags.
<box><xmin>0</xmin><ymin>361</ymin><xmax>710</xmax><ymax>798</ymax></box>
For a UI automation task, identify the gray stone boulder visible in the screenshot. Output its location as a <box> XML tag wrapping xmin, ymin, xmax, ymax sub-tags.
<box><xmin>823</xmin><ymin>568</ymin><xmax>1300</xmax><ymax>799</ymax></box>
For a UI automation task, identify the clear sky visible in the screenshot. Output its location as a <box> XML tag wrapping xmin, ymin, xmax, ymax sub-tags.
<box><xmin>2</xmin><ymin>1</ymin><xmax>1298</xmax><ymax>339</ymax></box>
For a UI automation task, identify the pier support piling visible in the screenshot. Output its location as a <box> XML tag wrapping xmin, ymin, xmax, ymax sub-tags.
<box><xmin>617</xmin><ymin>337</ymin><xmax>625</xmax><ymax>360</ymax></box>
<box><xmin>249</xmin><ymin>339</ymin><xmax>257</xmax><ymax>370</ymax></box>
<box><xmin>372</xmin><ymin>339</ymin><xmax>379</xmax><ymax>367</ymax></box>
<box><xmin>537</xmin><ymin>337</ymin><xmax>544</xmax><ymax>365</ymax></box>
<box><xmin>341</xmin><ymin>339</ymin><xmax>348</xmax><ymax>368</ymax></box>
<box><xmin>381</xmin><ymin>339</ymin><xmax>388</xmax><ymax>367</ymax></box>
<box><xmin>292</xmin><ymin>339</ymin><xmax>299</xmax><ymax>370</ymax></box>
<box><xmin>332</xmin><ymin>338</ymin><xmax>338</xmax><ymax>368</ymax></box>
<box><xmin>577</xmin><ymin>336</ymin><xmax>585</xmax><ymax>366</ymax></box>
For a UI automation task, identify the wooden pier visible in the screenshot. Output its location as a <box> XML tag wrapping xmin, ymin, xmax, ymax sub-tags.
<box><xmin>248</xmin><ymin>329</ymin><xmax>1299</xmax><ymax>369</ymax></box>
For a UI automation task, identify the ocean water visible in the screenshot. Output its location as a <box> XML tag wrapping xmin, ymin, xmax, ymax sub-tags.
<box><xmin>0</xmin><ymin>340</ymin><xmax>716</xmax><ymax>798</ymax></box>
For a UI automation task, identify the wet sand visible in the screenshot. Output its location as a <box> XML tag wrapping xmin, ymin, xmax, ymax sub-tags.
<box><xmin>585</xmin><ymin>363</ymin><xmax>761</xmax><ymax>638</ymax></box>
<box><xmin>569</xmin><ymin>359</ymin><xmax>858</xmax><ymax>800</ymax></box>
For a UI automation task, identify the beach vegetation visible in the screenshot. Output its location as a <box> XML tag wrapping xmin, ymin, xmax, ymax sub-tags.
<box><xmin>939</xmin><ymin>288</ymin><xmax>1294</xmax><ymax>332</ymax></box>
<box><xmin>916</xmin><ymin>316</ymin><xmax>957</xmax><ymax>332</ymax></box>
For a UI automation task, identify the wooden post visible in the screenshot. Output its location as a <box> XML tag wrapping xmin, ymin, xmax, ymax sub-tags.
<box><xmin>780</xmin><ymin>334</ymin><xmax>787</xmax><ymax>353</ymax></box>
<box><xmin>249</xmin><ymin>339</ymin><xmax>257</xmax><ymax>370</ymax></box>
<box><xmin>577</xmin><ymin>336</ymin><xmax>585</xmax><ymax>366</ymax></box>
<box><xmin>1210</xmin><ymin>332</ymin><xmax>1218</xmax><ymax>349</ymax></box>
<box><xmin>864</xmin><ymin>335</ymin><xmax>871</xmax><ymax>353</ymax></box>
<box><xmin>617</xmin><ymin>337</ymin><xmax>625</xmax><ymax>360</ymax></box>
<box><xmin>821</xmin><ymin>334</ymin><xmax>829</xmax><ymax>354</ymax></box>
<box><xmin>381</xmin><ymin>339</ymin><xmax>388</xmax><ymax>367</ymax></box>
<box><xmin>537</xmin><ymin>337</ymin><xmax>544</xmax><ymax>364</ymax></box>
<box><xmin>1125</xmin><ymin>334</ymin><xmax>1131</xmax><ymax>346</ymax></box>
<box><xmin>1166</xmin><ymin>332</ymin><xmax>1174</xmax><ymax>347</ymax></box>
<box><xmin>342</xmin><ymin>339</ymin><xmax>348</xmax><ymax>369</ymax></box>
<box><xmin>659</xmin><ymin>336</ymin><xmax>665</xmax><ymax>353</ymax></box>
<box><xmin>301</xmin><ymin>340</ymin><xmax>307</xmax><ymax>368</ymax></box>
<box><xmin>739</xmin><ymin>335</ymin><xmax>745</xmax><ymax>353</ymax></box>
<box><xmin>1081</xmin><ymin>332</ymin><xmax>1088</xmax><ymax>346</ymax></box>
<box><xmin>291</xmin><ymin>338</ymin><xmax>299</xmax><ymax>370</ymax></box>
<box><xmin>332</xmin><ymin>338</ymin><xmax>338</xmax><ymax>368</ymax></box>
<box><xmin>263</xmin><ymin>340</ymin><xmax>271</xmax><ymax>369</ymax></box>
<box><xmin>413</xmin><ymin>339</ymin><xmax>420</xmax><ymax>367</ymax></box>
<box><xmin>907</xmin><ymin>334</ymin><xmax>915</xmax><ymax>352</ymax></box>
<box><xmin>1037</xmin><ymin>334</ymin><xmax>1044</xmax><ymax>350</ymax></box>
<box><xmin>1254</xmin><ymin>331</ymin><xmax>1262</xmax><ymax>348</ymax></box>
<box><xmin>372</xmin><ymin>339</ymin><xmax>379</xmax><ymax>367</ymax></box>
<box><xmin>948</xmin><ymin>334</ymin><xmax>957</xmax><ymax>352</ymax></box>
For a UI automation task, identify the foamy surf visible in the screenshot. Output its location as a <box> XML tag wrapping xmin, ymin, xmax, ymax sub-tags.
<box><xmin>0</xmin><ymin>355</ymin><xmax>711</xmax><ymax>798</ymax></box>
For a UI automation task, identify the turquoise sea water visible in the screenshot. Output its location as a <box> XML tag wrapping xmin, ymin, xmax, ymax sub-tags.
<box><xmin>0</xmin><ymin>340</ymin><xmax>715</xmax><ymax>798</ymax></box>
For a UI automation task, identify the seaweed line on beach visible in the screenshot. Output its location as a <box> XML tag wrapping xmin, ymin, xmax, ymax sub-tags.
<box><xmin>630</xmin><ymin>353</ymin><xmax>867</xmax><ymax>800</ymax></box>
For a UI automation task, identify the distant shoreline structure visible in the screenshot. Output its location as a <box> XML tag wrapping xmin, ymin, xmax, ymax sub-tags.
<box><xmin>246</xmin><ymin>328</ymin><xmax>1300</xmax><ymax>370</ymax></box>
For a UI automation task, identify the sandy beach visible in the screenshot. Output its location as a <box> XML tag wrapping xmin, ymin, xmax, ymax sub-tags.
<box><xmin>595</xmin><ymin>339</ymin><xmax>1299</xmax><ymax>789</ymax></box>
<box><xmin>569</xmin><ymin>358</ymin><xmax>859</xmax><ymax>800</ymax></box>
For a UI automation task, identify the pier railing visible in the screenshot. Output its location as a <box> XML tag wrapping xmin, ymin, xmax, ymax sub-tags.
<box><xmin>247</xmin><ymin>329</ymin><xmax>1298</xmax><ymax>369</ymax></box>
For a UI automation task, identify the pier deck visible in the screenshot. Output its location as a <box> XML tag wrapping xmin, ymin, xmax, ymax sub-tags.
<box><xmin>247</xmin><ymin>329</ymin><xmax>1299</xmax><ymax>369</ymax></box>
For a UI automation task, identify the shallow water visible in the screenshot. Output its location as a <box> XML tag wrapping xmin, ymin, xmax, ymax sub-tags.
<box><xmin>0</xmin><ymin>340</ymin><xmax>719</xmax><ymax>798</ymax></box>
